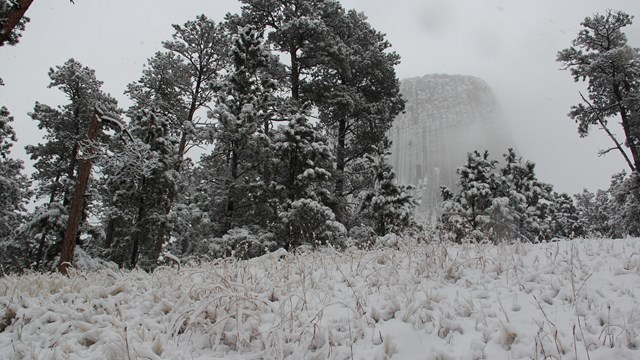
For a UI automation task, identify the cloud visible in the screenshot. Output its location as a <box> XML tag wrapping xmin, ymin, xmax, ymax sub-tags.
<box><xmin>417</xmin><ymin>0</ymin><xmax>457</xmax><ymax>34</ymax></box>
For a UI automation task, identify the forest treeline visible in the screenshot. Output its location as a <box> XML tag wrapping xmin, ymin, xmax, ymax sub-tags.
<box><xmin>1</xmin><ymin>2</ymin><xmax>639</xmax><ymax>273</ymax></box>
<box><xmin>2</xmin><ymin>1</ymin><xmax>416</xmax><ymax>271</ymax></box>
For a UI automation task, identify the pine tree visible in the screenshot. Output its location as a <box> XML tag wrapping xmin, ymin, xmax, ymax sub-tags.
<box><xmin>497</xmin><ymin>149</ymin><xmax>553</xmax><ymax>241</ymax></box>
<box><xmin>558</xmin><ymin>11</ymin><xmax>640</xmax><ymax>232</ymax></box>
<box><xmin>272</xmin><ymin>113</ymin><xmax>341</xmax><ymax>247</ymax></box>
<box><xmin>0</xmin><ymin>106</ymin><xmax>32</xmax><ymax>271</ymax></box>
<box><xmin>23</xmin><ymin>59</ymin><xmax>118</xmax><ymax>269</ymax></box>
<box><xmin>442</xmin><ymin>150</ymin><xmax>498</xmax><ymax>241</ymax></box>
<box><xmin>236</xmin><ymin>0</ymin><xmax>344</xmax><ymax>103</ymax></box>
<box><xmin>237</xmin><ymin>0</ymin><xmax>405</xmax><ymax>226</ymax></box>
<box><xmin>310</xmin><ymin>9</ymin><xmax>404</xmax><ymax>199</ymax></box>
<box><xmin>547</xmin><ymin>192</ymin><xmax>583</xmax><ymax>239</ymax></box>
<box><xmin>96</xmin><ymin>109</ymin><xmax>177</xmax><ymax>268</ymax></box>
<box><xmin>574</xmin><ymin>188</ymin><xmax>611</xmax><ymax>237</ymax></box>
<box><xmin>440</xmin><ymin>149</ymin><xmax>574</xmax><ymax>242</ymax></box>
<box><xmin>96</xmin><ymin>134</ymin><xmax>158</xmax><ymax>266</ymax></box>
<box><xmin>607</xmin><ymin>172</ymin><xmax>640</xmax><ymax>237</ymax></box>
<box><xmin>439</xmin><ymin>186</ymin><xmax>467</xmax><ymax>241</ymax></box>
<box><xmin>359</xmin><ymin>144</ymin><xmax>416</xmax><ymax>235</ymax></box>
<box><xmin>206</xmin><ymin>26</ymin><xmax>276</xmax><ymax>233</ymax></box>
<box><xmin>573</xmin><ymin>172</ymin><xmax>640</xmax><ymax>239</ymax></box>
<box><xmin>160</xmin><ymin>14</ymin><xmax>231</xmax><ymax>170</ymax></box>
<box><xmin>122</xmin><ymin>15</ymin><xmax>231</xmax><ymax>261</ymax></box>
<box><xmin>557</xmin><ymin>10</ymin><xmax>640</xmax><ymax>173</ymax></box>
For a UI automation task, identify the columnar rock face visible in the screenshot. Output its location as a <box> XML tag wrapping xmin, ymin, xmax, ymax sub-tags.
<box><xmin>389</xmin><ymin>74</ymin><xmax>513</xmax><ymax>219</ymax></box>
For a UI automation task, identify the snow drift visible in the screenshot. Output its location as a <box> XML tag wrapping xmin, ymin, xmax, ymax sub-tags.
<box><xmin>1</xmin><ymin>238</ymin><xmax>640</xmax><ymax>359</ymax></box>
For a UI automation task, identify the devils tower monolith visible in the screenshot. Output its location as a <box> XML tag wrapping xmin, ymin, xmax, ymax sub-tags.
<box><xmin>389</xmin><ymin>74</ymin><xmax>513</xmax><ymax>220</ymax></box>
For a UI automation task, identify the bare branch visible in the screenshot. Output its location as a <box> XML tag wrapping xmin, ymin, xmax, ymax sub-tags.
<box><xmin>597</xmin><ymin>147</ymin><xmax>619</xmax><ymax>156</ymax></box>
<box><xmin>579</xmin><ymin>91</ymin><xmax>636</xmax><ymax>171</ymax></box>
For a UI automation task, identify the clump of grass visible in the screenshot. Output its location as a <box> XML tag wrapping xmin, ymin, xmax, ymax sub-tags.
<box><xmin>382</xmin><ymin>335</ymin><xmax>397</xmax><ymax>359</ymax></box>
<box><xmin>0</xmin><ymin>306</ymin><xmax>16</xmax><ymax>332</ymax></box>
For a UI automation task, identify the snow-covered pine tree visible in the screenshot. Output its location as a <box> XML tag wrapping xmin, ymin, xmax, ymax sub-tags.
<box><xmin>308</xmin><ymin>9</ymin><xmax>404</xmax><ymax>202</ymax></box>
<box><xmin>546</xmin><ymin>192</ymin><xmax>583</xmax><ymax>239</ymax></box>
<box><xmin>574</xmin><ymin>172</ymin><xmax>640</xmax><ymax>239</ymax></box>
<box><xmin>123</xmin><ymin>15</ymin><xmax>231</xmax><ymax>261</ymax></box>
<box><xmin>205</xmin><ymin>26</ymin><xmax>276</xmax><ymax>233</ymax></box>
<box><xmin>558</xmin><ymin>10</ymin><xmax>640</xmax><ymax>238</ymax></box>
<box><xmin>496</xmin><ymin>148</ymin><xmax>553</xmax><ymax>241</ymax></box>
<box><xmin>272</xmin><ymin>114</ymin><xmax>333</xmax><ymax>202</ymax></box>
<box><xmin>359</xmin><ymin>143</ymin><xmax>416</xmax><ymax>236</ymax></box>
<box><xmin>186</xmin><ymin>26</ymin><xmax>281</xmax><ymax>259</ymax></box>
<box><xmin>97</xmin><ymin>135</ymin><xmax>156</xmax><ymax>266</ymax></box>
<box><xmin>23</xmin><ymin>59</ymin><xmax>119</xmax><ymax>269</ymax></box>
<box><xmin>607</xmin><ymin>172</ymin><xmax>640</xmax><ymax>237</ymax></box>
<box><xmin>236</xmin><ymin>0</ymin><xmax>343</xmax><ymax>103</ymax></box>
<box><xmin>237</xmin><ymin>0</ymin><xmax>405</xmax><ymax>228</ymax></box>
<box><xmin>440</xmin><ymin>150</ymin><xmax>498</xmax><ymax>241</ymax></box>
<box><xmin>96</xmin><ymin>109</ymin><xmax>178</xmax><ymax>268</ymax></box>
<box><xmin>160</xmin><ymin>14</ymin><xmax>231</xmax><ymax>170</ymax></box>
<box><xmin>0</xmin><ymin>106</ymin><xmax>32</xmax><ymax>272</ymax></box>
<box><xmin>574</xmin><ymin>188</ymin><xmax>611</xmax><ymax>237</ymax></box>
<box><xmin>272</xmin><ymin>113</ymin><xmax>343</xmax><ymax>248</ymax></box>
<box><xmin>439</xmin><ymin>186</ymin><xmax>468</xmax><ymax>241</ymax></box>
<box><xmin>441</xmin><ymin>149</ymin><xmax>582</xmax><ymax>242</ymax></box>
<box><xmin>558</xmin><ymin>10</ymin><xmax>640</xmax><ymax>177</ymax></box>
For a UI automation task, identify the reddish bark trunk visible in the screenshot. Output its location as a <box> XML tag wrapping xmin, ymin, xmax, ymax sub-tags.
<box><xmin>0</xmin><ymin>0</ymin><xmax>34</xmax><ymax>46</ymax></box>
<box><xmin>58</xmin><ymin>110</ymin><xmax>101</xmax><ymax>275</ymax></box>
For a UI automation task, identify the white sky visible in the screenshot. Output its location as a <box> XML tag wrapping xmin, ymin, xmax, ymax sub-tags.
<box><xmin>1</xmin><ymin>0</ymin><xmax>639</xmax><ymax>194</ymax></box>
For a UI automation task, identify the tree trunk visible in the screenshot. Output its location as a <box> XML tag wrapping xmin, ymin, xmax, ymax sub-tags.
<box><xmin>290</xmin><ymin>46</ymin><xmax>300</xmax><ymax>101</ymax></box>
<box><xmin>0</xmin><ymin>0</ymin><xmax>34</xmax><ymax>46</ymax></box>
<box><xmin>62</xmin><ymin>143</ymin><xmax>79</xmax><ymax>206</ymax></box>
<box><xmin>58</xmin><ymin>110</ymin><xmax>101</xmax><ymax>275</ymax></box>
<box><xmin>130</xmin><ymin>175</ymin><xmax>147</xmax><ymax>268</ymax></box>
<box><xmin>613</xmin><ymin>85</ymin><xmax>640</xmax><ymax>172</ymax></box>
<box><xmin>130</xmin><ymin>205</ymin><xmax>144</xmax><ymax>268</ymax></box>
<box><xmin>224</xmin><ymin>148</ymin><xmax>240</xmax><ymax>231</ymax></box>
<box><xmin>35</xmin><ymin>225</ymin><xmax>50</xmax><ymax>269</ymax></box>
<box><xmin>154</xmin><ymin>223</ymin><xmax>167</xmax><ymax>266</ymax></box>
<box><xmin>335</xmin><ymin>116</ymin><xmax>347</xmax><ymax>196</ymax></box>
<box><xmin>104</xmin><ymin>218</ymin><xmax>116</xmax><ymax>250</ymax></box>
<box><xmin>34</xmin><ymin>172</ymin><xmax>61</xmax><ymax>268</ymax></box>
<box><xmin>157</xmin><ymin>77</ymin><xmax>202</xmax><ymax>261</ymax></box>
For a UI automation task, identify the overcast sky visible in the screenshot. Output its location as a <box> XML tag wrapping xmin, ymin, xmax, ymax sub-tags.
<box><xmin>1</xmin><ymin>0</ymin><xmax>639</xmax><ymax>194</ymax></box>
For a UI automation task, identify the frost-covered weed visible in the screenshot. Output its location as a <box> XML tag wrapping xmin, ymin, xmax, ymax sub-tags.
<box><xmin>0</xmin><ymin>238</ymin><xmax>639</xmax><ymax>359</ymax></box>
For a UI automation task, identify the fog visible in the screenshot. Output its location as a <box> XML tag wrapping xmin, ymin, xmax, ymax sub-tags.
<box><xmin>1</xmin><ymin>0</ymin><xmax>639</xmax><ymax>193</ymax></box>
<box><xmin>389</xmin><ymin>74</ymin><xmax>513</xmax><ymax>219</ymax></box>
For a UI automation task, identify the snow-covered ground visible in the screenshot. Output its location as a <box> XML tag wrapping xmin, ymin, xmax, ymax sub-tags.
<box><xmin>1</xmin><ymin>238</ymin><xmax>640</xmax><ymax>359</ymax></box>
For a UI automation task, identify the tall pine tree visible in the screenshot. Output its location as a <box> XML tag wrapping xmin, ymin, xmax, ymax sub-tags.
<box><xmin>557</xmin><ymin>10</ymin><xmax>640</xmax><ymax>173</ymax></box>
<box><xmin>24</xmin><ymin>59</ymin><xmax>118</xmax><ymax>269</ymax></box>
<box><xmin>237</xmin><ymin>0</ymin><xmax>405</xmax><ymax>227</ymax></box>
<box><xmin>121</xmin><ymin>15</ymin><xmax>231</xmax><ymax>261</ymax></box>
<box><xmin>0</xmin><ymin>106</ymin><xmax>32</xmax><ymax>272</ymax></box>
<box><xmin>205</xmin><ymin>26</ymin><xmax>276</xmax><ymax>233</ymax></box>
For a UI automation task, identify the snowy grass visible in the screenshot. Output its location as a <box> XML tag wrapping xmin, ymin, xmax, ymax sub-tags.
<box><xmin>1</xmin><ymin>238</ymin><xmax>640</xmax><ymax>359</ymax></box>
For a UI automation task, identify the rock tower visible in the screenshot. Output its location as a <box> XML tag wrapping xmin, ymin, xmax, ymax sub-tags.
<box><xmin>389</xmin><ymin>74</ymin><xmax>512</xmax><ymax>219</ymax></box>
